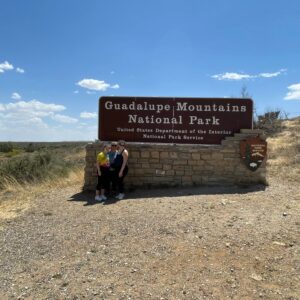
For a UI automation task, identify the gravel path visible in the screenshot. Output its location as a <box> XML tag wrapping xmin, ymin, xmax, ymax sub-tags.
<box><xmin>0</xmin><ymin>180</ymin><xmax>299</xmax><ymax>300</ymax></box>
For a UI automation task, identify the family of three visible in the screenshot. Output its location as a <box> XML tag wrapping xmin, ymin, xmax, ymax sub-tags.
<box><xmin>95</xmin><ymin>140</ymin><xmax>129</xmax><ymax>202</ymax></box>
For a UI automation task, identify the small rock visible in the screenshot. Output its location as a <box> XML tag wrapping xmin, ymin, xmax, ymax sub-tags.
<box><xmin>272</xmin><ymin>241</ymin><xmax>286</xmax><ymax>246</ymax></box>
<box><xmin>43</xmin><ymin>211</ymin><xmax>53</xmax><ymax>216</ymax></box>
<box><xmin>250</xmin><ymin>273</ymin><xmax>263</xmax><ymax>281</ymax></box>
<box><xmin>283</xmin><ymin>212</ymin><xmax>288</xmax><ymax>217</ymax></box>
<box><xmin>221</xmin><ymin>199</ymin><xmax>228</xmax><ymax>205</ymax></box>
<box><xmin>52</xmin><ymin>273</ymin><xmax>63</xmax><ymax>279</ymax></box>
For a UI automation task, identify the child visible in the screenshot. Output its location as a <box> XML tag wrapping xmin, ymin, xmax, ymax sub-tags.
<box><xmin>95</xmin><ymin>144</ymin><xmax>110</xmax><ymax>202</ymax></box>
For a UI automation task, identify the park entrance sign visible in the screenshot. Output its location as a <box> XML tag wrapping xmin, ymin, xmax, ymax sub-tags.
<box><xmin>99</xmin><ymin>96</ymin><xmax>253</xmax><ymax>144</ymax></box>
<box><xmin>85</xmin><ymin>96</ymin><xmax>265</xmax><ymax>190</ymax></box>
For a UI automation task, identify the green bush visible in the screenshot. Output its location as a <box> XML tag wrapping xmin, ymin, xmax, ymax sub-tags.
<box><xmin>25</xmin><ymin>143</ymin><xmax>36</xmax><ymax>152</ymax></box>
<box><xmin>4</xmin><ymin>149</ymin><xmax>23</xmax><ymax>158</ymax></box>
<box><xmin>0</xmin><ymin>151</ymin><xmax>75</xmax><ymax>189</ymax></box>
<box><xmin>0</xmin><ymin>142</ymin><xmax>13</xmax><ymax>153</ymax></box>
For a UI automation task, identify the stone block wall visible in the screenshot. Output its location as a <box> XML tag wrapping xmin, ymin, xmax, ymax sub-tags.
<box><xmin>84</xmin><ymin>129</ymin><xmax>267</xmax><ymax>190</ymax></box>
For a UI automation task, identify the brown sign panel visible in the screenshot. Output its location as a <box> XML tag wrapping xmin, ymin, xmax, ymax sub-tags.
<box><xmin>99</xmin><ymin>96</ymin><xmax>253</xmax><ymax>144</ymax></box>
<box><xmin>240</xmin><ymin>137</ymin><xmax>267</xmax><ymax>171</ymax></box>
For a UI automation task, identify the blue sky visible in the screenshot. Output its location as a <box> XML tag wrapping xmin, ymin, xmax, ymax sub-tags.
<box><xmin>0</xmin><ymin>0</ymin><xmax>300</xmax><ymax>141</ymax></box>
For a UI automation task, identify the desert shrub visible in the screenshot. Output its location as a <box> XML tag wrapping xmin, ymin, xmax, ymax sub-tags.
<box><xmin>0</xmin><ymin>151</ymin><xmax>75</xmax><ymax>189</ymax></box>
<box><xmin>24</xmin><ymin>143</ymin><xmax>36</xmax><ymax>152</ymax></box>
<box><xmin>0</xmin><ymin>142</ymin><xmax>13</xmax><ymax>153</ymax></box>
<box><xmin>4</xmin><ymin>149</ymin><xmax>23</xmax><ymax>158</ymax></box>
<box><xmin>254</xmin><ymin>109</ymin><xmax>287</xmax><ymax>135</ymax></box>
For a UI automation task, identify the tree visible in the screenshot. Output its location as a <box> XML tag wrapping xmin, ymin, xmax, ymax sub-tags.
<box><xmin>240</xmin><ymin>85</ymin><xmax>251</xmax><ymax>98</ymax></box>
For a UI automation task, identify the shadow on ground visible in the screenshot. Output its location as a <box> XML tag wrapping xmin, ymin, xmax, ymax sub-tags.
<box><xmin>68</xmin><ymin>190</ymin><xmax>121</xmax><ymax>206</ymax></box>
<box><xmin>68</xmin><ymin>184</ymin><xmax>266</xmax><ymax>206</ymax></box>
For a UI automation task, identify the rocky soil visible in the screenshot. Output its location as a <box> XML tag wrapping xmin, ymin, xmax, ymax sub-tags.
<box><xmin>0</xmin><ymin>178</ymin><xmax>299</xmax><ymax>300</ymax></box>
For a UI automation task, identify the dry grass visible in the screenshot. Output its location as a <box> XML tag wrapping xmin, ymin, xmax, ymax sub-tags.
<box><xmin>0</xmin><ymin>144</ymin><xmax>86</xmax><ymax>222</ymax></box>
<box><xmin>267</xmin><ymin>117</ymin><xmax>300</xmax><ymax>182</ymax></box>
<box><xmin>0</xmin><ymin>168</ymin><xmax>84</xmax><ymax>222</ymax></box>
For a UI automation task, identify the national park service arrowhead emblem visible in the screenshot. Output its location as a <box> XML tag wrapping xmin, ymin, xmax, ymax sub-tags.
<box><xmin>240</xmin><ymin>136</ymin><xmax>267</xmax><ymax>171</ymax></box>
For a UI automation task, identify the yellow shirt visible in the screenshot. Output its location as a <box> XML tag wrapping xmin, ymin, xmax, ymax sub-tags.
<box><xmin>97</xmin><ymin>152</ymin><xmax>109</xmax><ymax>167</ymax></box>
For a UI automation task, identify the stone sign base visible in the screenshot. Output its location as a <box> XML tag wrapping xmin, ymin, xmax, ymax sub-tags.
<box><xmin>84</xmin><ymin>129</ymin><xmax>267</xmax><ymax>191</ymax></box>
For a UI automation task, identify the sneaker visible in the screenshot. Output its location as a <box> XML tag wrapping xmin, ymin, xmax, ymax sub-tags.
<box><xmin>116</xmin><ymin>193</ymin><xmax>125</xmax><ymax>200</ymax></box>
<box><xmin>95</xmin><ymin>195</ymin><xmax>102</xmax><ymax>201</ymax></box>
<box><xmin>101</xmin><ymin>195</ymin><xmax>107</xmax><ymax>201</ymax></box>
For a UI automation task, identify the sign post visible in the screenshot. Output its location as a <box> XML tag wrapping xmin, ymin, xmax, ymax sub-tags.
<box><xmin>240</xmin><ymin>137</ymin><xmax>267</xmax><ymax>171</ymax></box>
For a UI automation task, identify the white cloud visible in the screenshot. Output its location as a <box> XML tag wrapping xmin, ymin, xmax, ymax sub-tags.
<box><xmin>16</xmin><ymin>67</ymin><xmax>25</xmax><ymax>73</ymax></box>
<box><xmin>24</xmin><ymin>117</ymin><xmax>48</xmax><ymax>128</ymax></box>
<box><xmin>86</xmin><ymin>90</ymin><xmax>96</xmax><ymax>95</ymax></box>
<box><xmin>11</xmin><ymin>92</ymin><xmax>21</xmax><ymax>100</ymax></box>
<box><xmin>51</xmin><ymin>114</ymin><xmax>78</xmax><ymax>124</ymax></box>
<box><xmin>259</xmin><ymin>69</ymin><xmax>286</xmax><ymax>78</ymax></box>
<box><xmin>77</xmin><ymin>79</ymin><xmax>110</xmax><ymax>91</ymax></box>
<box><xmin>73</xmin><ymin>90</ymin><xmax>79</xmax><ymax>94</ymax></box>
<box><xmin>212</xmin><ymin>72</ymin><xmax>252</xmax><ymax>80</ymax></box>
<box><xmin>80</xmin><ymin>111</ymin><xmax>97</xmax><ymax>119</ymax></box>
<box><xmin>259</xmin><ymin>71</ymin><xmax>281</xmax><ymax>78</ymax></box>
<box><xmin>0</xmin><ymin>110</ymin><xmax>49</xmax><ymax>130</ymax></box>
<box><xmin>77</xmin><ymin>78</ymin><xmax>120</xmax><ymax>91</ymax></box>
<box><xmin>0</xmin><ymin>61</ymin><xmax>14</xmax><ymax>73</ymax></box>
<box><xmin>3</xmin><ymin>99</ymin><xmax>65</xmax><ymax>112</ymax></box>
<box><xmin>284</xmin><ymin>83</ymin><xmax>300</xmax><ymax>100</ymax></box>
<box><xmin>0</xmin><ymin>99</ymin><xmax>96</xmax><ymax>141</ymax></box>
<box><xmin>211</xmin><ymin>69</ymin><xmax>286</xmax><ymax>81</ymax></box>
<box><xmin>0</xmin><ymin>99</ymin><xmax>67</xmax><ymax>131</ymax></box>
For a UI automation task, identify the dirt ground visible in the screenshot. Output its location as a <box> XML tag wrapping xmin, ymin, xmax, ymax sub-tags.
<box><xmin>0</xmin><ymin>176</ymin><xmax>299</xmax><ymax>300</ymax></box>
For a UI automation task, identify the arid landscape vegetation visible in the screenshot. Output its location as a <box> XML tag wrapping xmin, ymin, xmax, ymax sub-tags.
<box><xmin>0</xmin><ymin>117</ymin><xmax>299</xmax><ymax>299</ymax></box>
